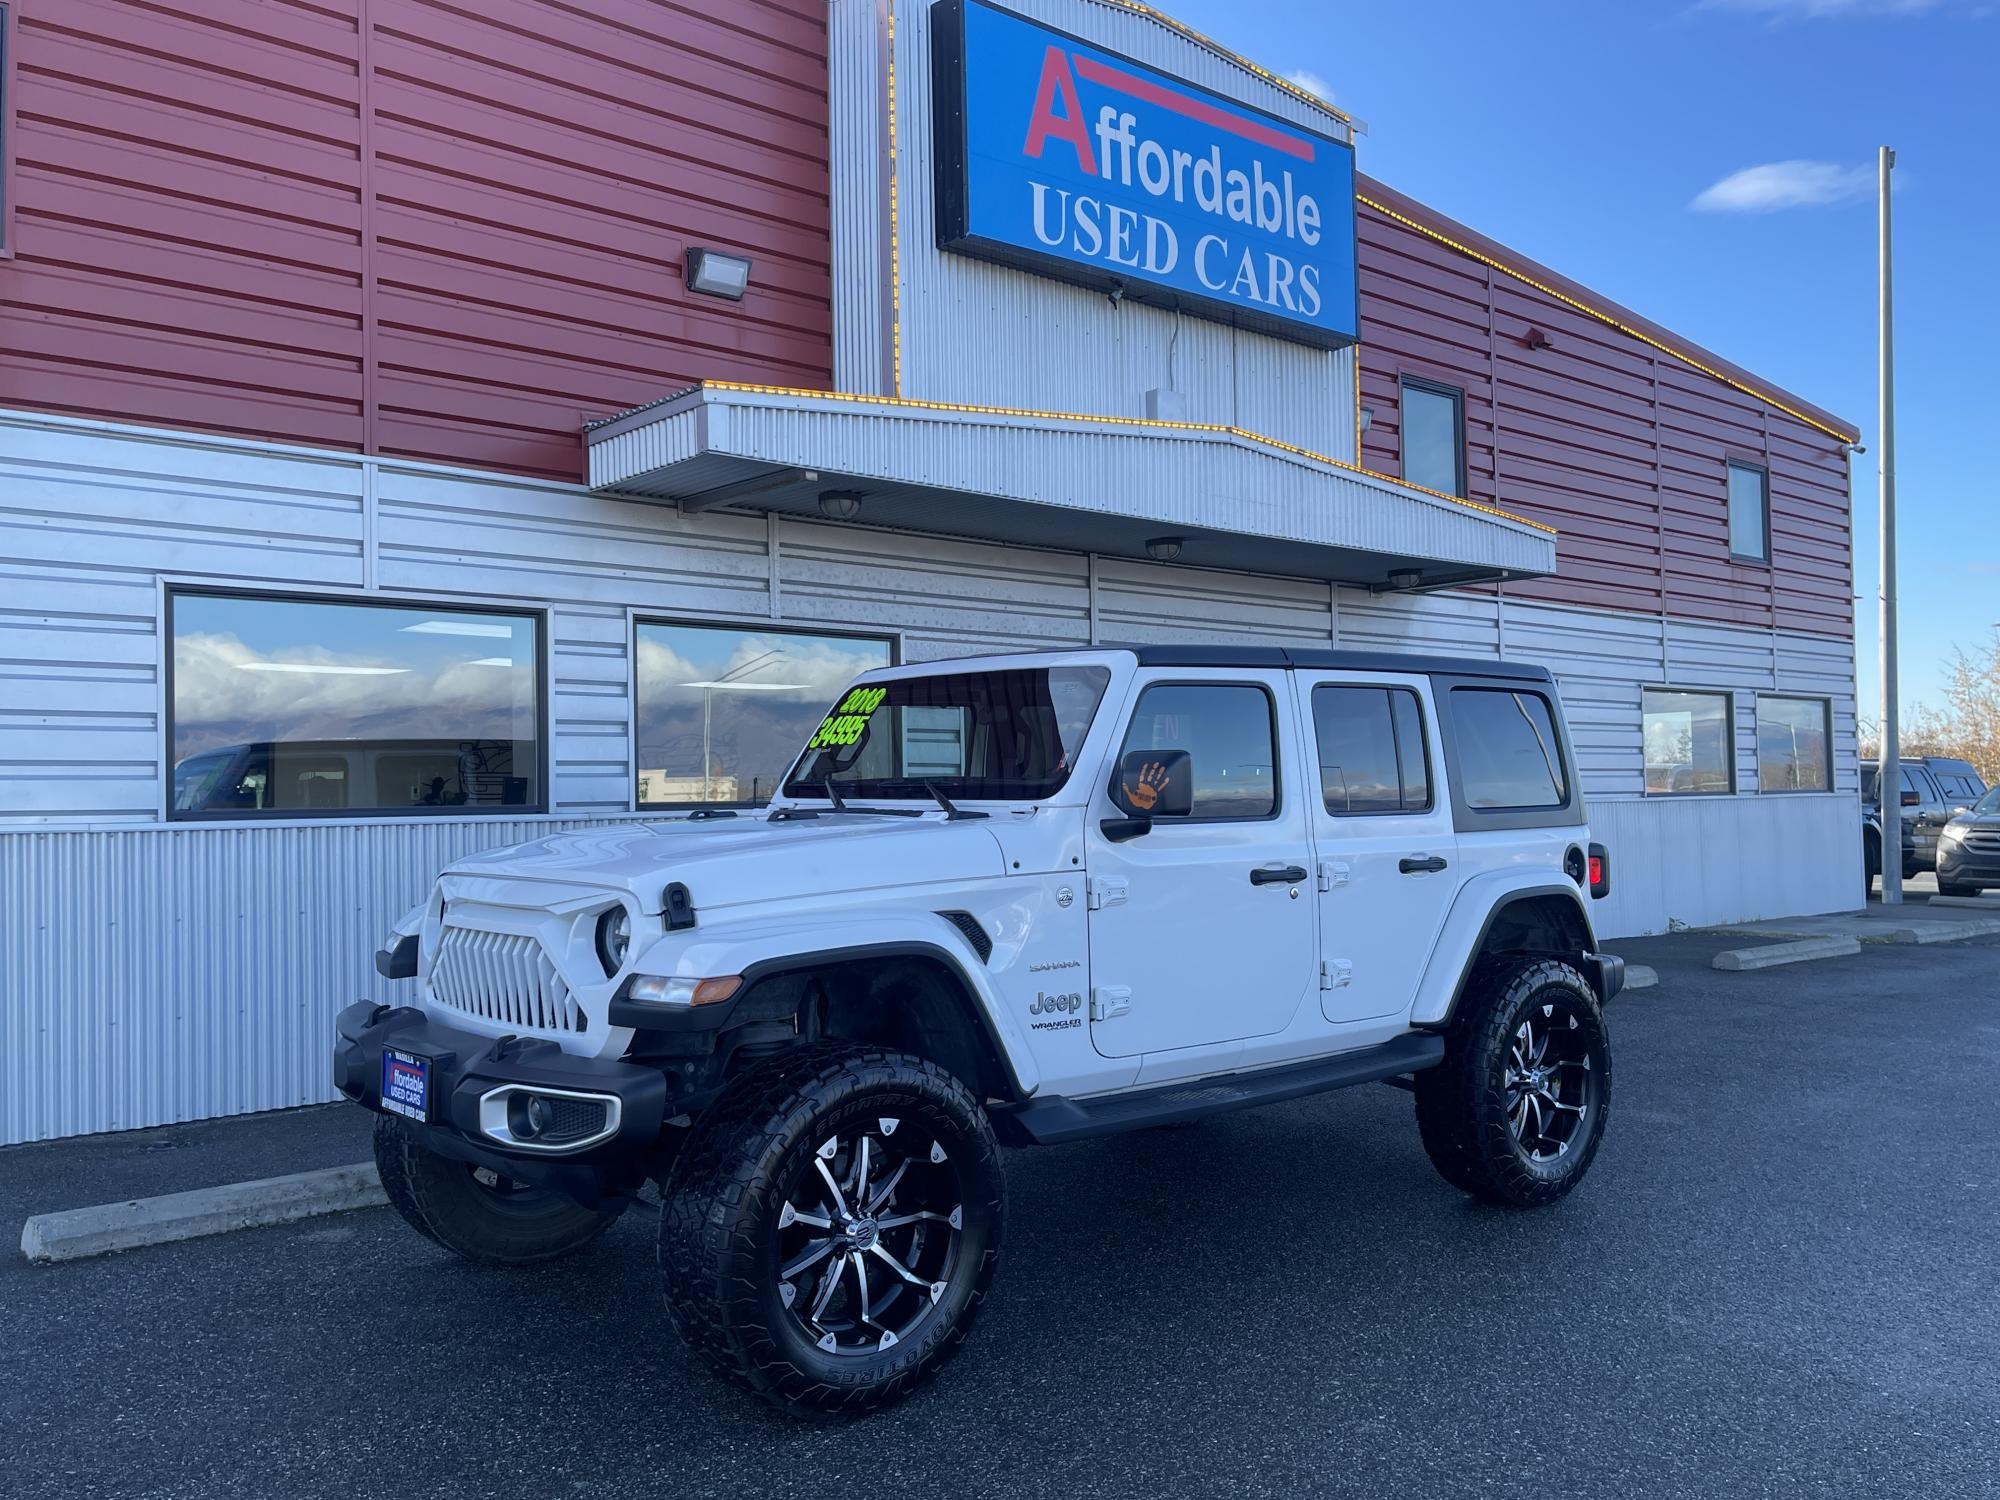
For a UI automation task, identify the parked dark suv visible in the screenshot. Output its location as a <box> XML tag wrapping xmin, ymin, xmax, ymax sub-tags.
<box><xmin>1937</xmin><ymin>785</ymin><xmax>2000</xmax><ymax>896</ymax></box>
<box><xmin>1862</xmin><ymin>757</ymin><xmax>1990</xmax><ymax>883</ymax></box>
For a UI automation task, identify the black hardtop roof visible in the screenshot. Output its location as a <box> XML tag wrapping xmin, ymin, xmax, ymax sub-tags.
<box><xmin>1101</xmin><ymin>644</ymin><xmax>1553</xmax><ymax>682</ymax></box>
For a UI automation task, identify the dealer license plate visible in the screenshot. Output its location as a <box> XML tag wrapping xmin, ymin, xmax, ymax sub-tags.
<box><xmin>381</xmin><ymin>1049</ymin><xmax>430</xmax><ymax>1121</ymax></box>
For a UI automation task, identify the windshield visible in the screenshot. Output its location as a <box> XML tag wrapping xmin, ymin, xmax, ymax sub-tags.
<box><xmin>783</xmin><ymin>666</ymin><xmax>1112</xmax><ymax>801</ymax></box>
<box><xmin>172</xmin><ymin>750</ymin><xmax>240</xmax><ymax>812</ymax></box>
<box><xmin>1976</xmin><ymin>786</ymin><xmax>2000</xmax><ymax>816</ymax></box>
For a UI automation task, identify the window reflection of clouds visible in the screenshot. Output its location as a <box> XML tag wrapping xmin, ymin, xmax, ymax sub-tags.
<box><xmin>168</xmin><ymin>594</ymin><xmax>540</xmax><ymax>813</ymax></box>
<box><xmin>635</xmin><ymin>622</ymin><xmax>891</xmax><ymax>805</ymax></box>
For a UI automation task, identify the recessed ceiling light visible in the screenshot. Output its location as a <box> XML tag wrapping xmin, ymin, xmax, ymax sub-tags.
<box><xmin>236</xmin><ymin>662</ymin><xmax>410</xmax><ymax>675</ymax></box>
<box><xmin>400</xmin><ymin>620</ymin><xmax>513</xmax><ymax>638</ymax></box>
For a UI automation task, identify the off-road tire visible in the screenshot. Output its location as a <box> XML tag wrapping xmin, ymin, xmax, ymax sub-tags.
<box><xmin>1413</xmin><ymin>958</ymin><xmax>1611</xmax><ymax>1207</ymax></box>
<box><xmin>372</xmin><ymin>1114</ymin><xmax>623</xmax><ymax>1263</ymax></box>
<box><xmin>1864</xmin><ymin>829</ymin><xmax>1881</xmax><ymax>884</ymax></box>
<box><xmin>658</xmin><ymin>1045</ymin><xmax>1005</xmax><ymax>1419</ymax></box>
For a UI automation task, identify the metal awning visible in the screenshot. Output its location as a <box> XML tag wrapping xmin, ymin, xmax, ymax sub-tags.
<box><xmin>585</xmin><ymin>383</ymin><xmax>1556</xmax><ymax>590</ymax></box>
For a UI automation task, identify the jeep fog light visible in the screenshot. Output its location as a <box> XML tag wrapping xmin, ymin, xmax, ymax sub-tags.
<box><xmin>627</xmin><ymin>974</ymin><xmax>742</xmax><ymax>1008</ymax></box>
<box><xmin>596</xmin><ymin>907</ymin><xmax>631</xmax><ymax>974</ymax></box>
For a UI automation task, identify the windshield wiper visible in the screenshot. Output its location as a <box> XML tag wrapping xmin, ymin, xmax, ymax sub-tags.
<box><xmin>768</xmin><ymin>781</ymin><xmax>921</xmax><ymax>820</ymax></box>
<box><xmin>925</xmin><ymin>781</ymin><xmax>989</xmax><ymax>821</ymax></box>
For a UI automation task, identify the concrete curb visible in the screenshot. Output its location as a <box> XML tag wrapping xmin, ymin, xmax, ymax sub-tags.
<box><xmin>1864</xmin><ymin>917</ymin><xmax>2000</xmax><ymax>944</ymax></box>
<box><xmin>1713</xmin><ymin>936</ymin><xmax>1862</xmax><ymax>972</ymax></box>
<box><xmin>1623</xmin><ymin>965</ymin><xmax>1659</xmax><ymax>991</ymax></box>
<box><xmin>1924</xmin><ymin>895</ymin><xmax>2000</xmax><ymax>911</ymax></box>
<box><xmin>20</xmin><ymin>1162</ymin><xmax>385</xmax><ymax>1265</ymax></box>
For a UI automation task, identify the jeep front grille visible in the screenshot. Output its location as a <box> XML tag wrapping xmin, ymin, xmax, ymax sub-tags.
<box><xmin>428</xmin><ymin>926</ymin><xmax>586</xmax><ymax>1034</ymax></box>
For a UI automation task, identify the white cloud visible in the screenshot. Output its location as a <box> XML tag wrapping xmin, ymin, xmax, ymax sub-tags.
<box><xmin>1690</xmin><ymin>159</ymin><xmax>1876</xmax><ymax>212</ymax></box>
<box><xmin>1283</xmin><ymin>68</ymin><xmax>1335</xmax><ymax>103</ymax></box>
<box><xmin>173</xmin><ymin>630</ymin><xmax>535</xmax><ymax>758</ymax></box>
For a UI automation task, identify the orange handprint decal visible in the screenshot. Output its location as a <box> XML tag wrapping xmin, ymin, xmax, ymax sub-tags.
<box><xmin>1124</xmin><ymin>760</ymin><xmax>1170</xmax><ymax>812</ymax></box>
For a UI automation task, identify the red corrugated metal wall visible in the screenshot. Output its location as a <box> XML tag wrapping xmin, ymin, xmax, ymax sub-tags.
<box><xmin>1356</xmin><ymin>179</ymin><xmax>1855</xmax><ymax>639</ymax></box>
<box><xmin>0</xmin><ymin>0</ymin><xmax>832</xmax><ymax>481</ymax></box>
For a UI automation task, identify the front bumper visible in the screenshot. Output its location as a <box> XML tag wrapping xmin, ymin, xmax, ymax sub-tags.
<box><xmin>1936</xmin><ymin>844</ymin><xmax>2000</xmax><ymax>887</ymax></box>
<box><xmin>333</xmin><ymin>1002</ymin><xmax>671</xmax><ymax>1202</ymax></box>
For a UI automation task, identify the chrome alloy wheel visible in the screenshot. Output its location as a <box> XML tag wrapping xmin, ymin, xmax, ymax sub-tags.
<box><xmin>775</xmin><ymin>1119</ymin><xmax>962</xmax><ymax>1356</ymax></box>
<box><xmin>1504</xmin><ymin>1003</ymin><xmax>1596</xmax><ymax>1164</ymax></box>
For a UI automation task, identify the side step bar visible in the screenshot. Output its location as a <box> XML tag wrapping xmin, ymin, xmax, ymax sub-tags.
<box><xmin>995</xmin><ymin>1032</ymin><xmax>1446</xmax><ymax>1147</ymax></box>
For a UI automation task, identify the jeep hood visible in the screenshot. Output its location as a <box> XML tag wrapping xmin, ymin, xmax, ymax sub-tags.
<box><xmin>437</xmin><ymin>814</ymin><xmax>1008</xmax><ymax>913</ymax></box>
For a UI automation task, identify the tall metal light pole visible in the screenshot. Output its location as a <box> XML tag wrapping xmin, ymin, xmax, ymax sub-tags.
<box><xmin>1877</xmin><ymin>144</ymin><xmax>1902</xmax><ymax>906</ymax></box>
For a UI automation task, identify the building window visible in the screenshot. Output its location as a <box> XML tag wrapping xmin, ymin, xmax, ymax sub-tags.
<box><xmin>1756</xmin><ymin>695</ymin><xmax>1832</xmax><ymax>793</ymax></box>
<box><xmin>1312</xmin><ymin>685</ymin><xmax>1432</xmax><ymax>814</ymax></box>
<box><xmin>1116</xmin><ymin>683</ymin><xmax>1278</xmax><ymax>820</ymax></box>
<box><xmin>634</xmin><ymin>620</ymin><xmax>892</xmax><ymax>806</ymax></box>
<box><xmin>168</xmin><ymin>591</ymin><xmax>543</xmax><ymax>818</ymax></box>
<box><xmin>1727</xmin><ymin>460</ymin><xmax>1769</xmax><ymax>563</ymax></box>
<box><xmin>1399</xmin><ymin>376</ymin><xmax>1465</xmax><ymax>497</ymax></box>
<box><xmin>1450</xmin><ymin>687</ymin><xmax>1569</xmax><ymax>810</ymax></box>
<box><xmin>1642</xmin><ymin>688</ymin><xmax>1734</xmax><ymax>795</ymax></box>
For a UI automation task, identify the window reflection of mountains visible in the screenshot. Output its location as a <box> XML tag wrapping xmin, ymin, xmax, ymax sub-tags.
<box><xmin>636</xmin><ymin>697</ymin><xmax>825</xmax><ymax>804</ymax></box>
<box><xmin>172</xmin><ymin>737</ymin><xmax>532</xmax><ymax>812</ymax></box>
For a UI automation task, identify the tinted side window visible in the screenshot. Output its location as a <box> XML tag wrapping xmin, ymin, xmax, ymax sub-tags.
<box><xmin>1118</xmin><ymin>683</ymin><xmax>1277</xmax><ymax>820</ymax></box>
<box><xmin>1312</xmin><ymin>685</ymin><xmax>1432</xmax><ymax>814</ymax></box>
<box><xmin>1451</xmin><ymin>688</ymin><xmax>1568</xmax><ymax>810</ymax></box>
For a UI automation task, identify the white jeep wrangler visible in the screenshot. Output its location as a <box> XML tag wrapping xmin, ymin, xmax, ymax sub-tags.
<box><xmin>336</xmin><ymin>645</ymin><xmax>1622</xmax><ymax>1416</ymax></box>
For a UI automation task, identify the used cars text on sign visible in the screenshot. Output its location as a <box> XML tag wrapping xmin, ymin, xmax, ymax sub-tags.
<box><xmin>931</xmin><ymin>0</ymin><xmax>1359</xmax><ymax>349</ymax></box>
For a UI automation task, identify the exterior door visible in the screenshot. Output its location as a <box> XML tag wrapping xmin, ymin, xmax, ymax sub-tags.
<box><xmin>1086</xmin><ymin>673</ymin><xmax>1317</xmax><ymax>1059</ymax></box>
<box><xmin>1299</xmin><ymin>676</ymin><xmax>1460</xmax><ymax>1024</ymax></box>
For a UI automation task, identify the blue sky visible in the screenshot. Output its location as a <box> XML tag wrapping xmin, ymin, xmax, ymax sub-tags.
<box><xmin>1168</xmin><ymin>0</ymin><xmax>1996</xmax><ymax>721</ymax></box>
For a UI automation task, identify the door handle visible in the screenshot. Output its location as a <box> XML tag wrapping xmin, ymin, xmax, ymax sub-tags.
<box><xmin>1398</xmin><ymin>855</ymin><xmax>1448</xmax><ymax>875</ymax></box>
<box><xmin>1250</xmin><ymin>864</ymin><xmax>1309</xmax><ymax>886</ymax></box>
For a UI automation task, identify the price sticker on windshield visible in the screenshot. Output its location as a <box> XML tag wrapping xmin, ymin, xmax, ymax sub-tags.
<box><xmin>808</xmin><ymin>685</ymin><xmax>888</xmax><ymax>751</ymax></box>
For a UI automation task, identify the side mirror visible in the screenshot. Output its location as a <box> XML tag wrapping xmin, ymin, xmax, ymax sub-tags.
<box><xmin>1113</xmin><ymin>748</ymin><xmax>1193</xmax><ymax>818</ymax></box>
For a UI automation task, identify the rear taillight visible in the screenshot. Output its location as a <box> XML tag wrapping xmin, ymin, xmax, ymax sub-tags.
<box><xmin>1587</xmin><ymin>842</ymin><xmax>1610</xmax><ymax>899</ymax></box>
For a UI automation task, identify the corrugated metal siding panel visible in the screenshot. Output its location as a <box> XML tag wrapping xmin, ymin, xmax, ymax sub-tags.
<box><xmin>830</xmin><ymin>0</ymin><xmax>892</xmax><ymax>394</ymax></box>
<box><xmin>0</xmin><ymin>815</ymin><xmax>643</xmax><ymax>1144</ymax></box>
<box><xmin>0</xmin><ymin>0</ymin><xmax>835</xmax><ymax>483</ymax></box>
<box><xmin>1589</xmin><ymin>796</ymin><xmax>1861</xmax><ymax>939</ymax></box>
<box><xmin>1355</xmin><ymin>195</ymin><xmax>1854</xmax><ymax>638</ymax></box>
<box><xmin>878</xmin><ymin>0</ymin><xmax>1356</xmax><ymax>457</ymax></box>
<box><xmin>780</xmin><ymin>518</ymin><xmax>1093</xmax><ymax>653</ymax></box>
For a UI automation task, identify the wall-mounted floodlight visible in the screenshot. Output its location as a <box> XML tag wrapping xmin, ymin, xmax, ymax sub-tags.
<box><xmin>1145</xmin><ymin>537</ymin><xmax>1185</xmax><ymax>562</ymax></box>
<box><xmin>1387</xmin><ymin>568</ymin><xmax>1424</xmax><ymax>591</ymax></box>
<box><xmin>685</xmin><ymin>248</ymin><xmax>752</xmax><ymax>300</ymax></box>
<box><xmin>818</xmin><ymin>489</ymin><xmax>864</xmax><ymax>521</ymax></box>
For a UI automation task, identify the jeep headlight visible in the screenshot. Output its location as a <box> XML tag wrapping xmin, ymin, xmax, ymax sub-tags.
<box><xmin>626</xmin><ymin>974</ymin><xmax>743</xmax><ymax>1008</ymax></box>
<box><xmin>595</xmin><ymin>907</ymin><xmax>632</xmax><ymax>974</ymax></box>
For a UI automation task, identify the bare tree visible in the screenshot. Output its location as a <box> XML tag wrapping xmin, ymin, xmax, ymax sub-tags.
<box><xmin>1860</xmin><ymin>629</ymin><xmax>2000</xmax><ymax>781</ymax></box>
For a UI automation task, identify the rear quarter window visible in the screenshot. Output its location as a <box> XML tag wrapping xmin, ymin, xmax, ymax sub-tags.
<box><xmin>1450</xmin><ymin>687</ymin><xmax>1569</xmax><ymax>810</ymax></box>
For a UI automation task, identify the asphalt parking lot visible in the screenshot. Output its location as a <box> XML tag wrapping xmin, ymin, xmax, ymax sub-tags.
<box><xmin>6</xmin><ymin>930</ymin><xmax>1999</xmax><ymax>1500</ymax></box>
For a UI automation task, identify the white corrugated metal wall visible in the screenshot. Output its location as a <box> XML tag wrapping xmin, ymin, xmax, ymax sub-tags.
<box><xmin>0</xmin><ymin>409</ymin><xmax>1858</xmax><ymax>1142</ymax></box>
<box><xmin>826</xmin><ymin>0</ymin><xmax>1361</xmax><ymax>459</ymax></box>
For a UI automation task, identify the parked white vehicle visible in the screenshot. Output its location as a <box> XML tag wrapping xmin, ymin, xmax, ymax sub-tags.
<box><xmin>337</xmin><ymin>645</ymin><xmax>1623</xmax><ymax>1416</ymax></box>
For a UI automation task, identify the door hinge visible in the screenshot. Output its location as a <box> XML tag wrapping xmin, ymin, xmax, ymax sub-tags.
<box><xmin>1086</xmin><ymin>876</ymin><xmax>1129</xmax><ymax>911</ymax></box>
<box><xmin>1320</xmin><ymin>959</ymin><xmax>1352</xmax><ymax>991</ymax></box>
<box><xmin>1090</xmin><ymin>985</ymin><xmax>1132</xmax><ymax>1022</ymax></box>
<box><xmin>1318</xmin><ymin>860</ymin><xmax>1348</xmax><ymax>892</ymax></box>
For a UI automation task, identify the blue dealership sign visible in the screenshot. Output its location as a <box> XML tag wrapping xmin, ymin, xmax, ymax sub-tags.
<box><xmin>930</xmin><ymin>0</ymin><xmax>1357</xmax><ymax>349</ymax></box>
